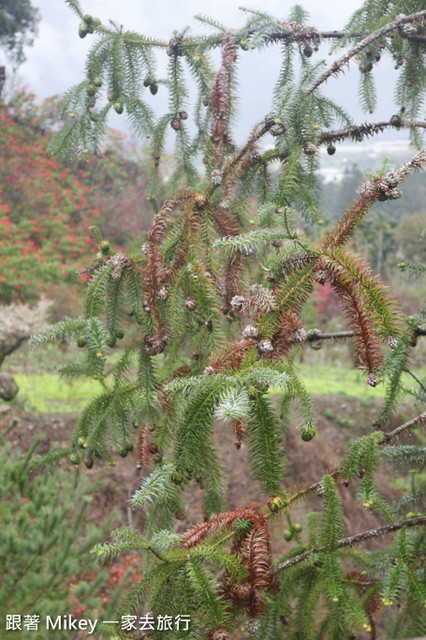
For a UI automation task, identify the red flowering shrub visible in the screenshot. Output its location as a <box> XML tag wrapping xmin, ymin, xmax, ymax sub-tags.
<box><xmin>0</xmin><ymin>91</ymin><xmax>98</xmax><ymax>304</ymax></box>
<box><xmin>315</xmin><ymin>281</ymin><xmax>341</xmax><ymax>324</ymax></box>
<box><xmin>0</xmin><ymin>90</ymin><xmax>156</xmax><ymax>307</ymax></box>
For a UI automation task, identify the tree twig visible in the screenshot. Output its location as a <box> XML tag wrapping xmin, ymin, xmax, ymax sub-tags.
<box><xmin>271</xmin><ymin>515</ymin><xmax>426</xmax><ymax>574</ymax></box>
<box><xmin>318</xmin><ymin>119</ymin><xmax>426</xmax><ymax>146</ymax></box>
<box><xmin>381</xmin><ymin>411</ymin><xmax>426</xmax><ymax>443</ymax></box>
<box><xmin>292</xmin><ymin>327</ymin><xmax>425</xmax><ymax>348</ymax></box>
<box><xmin>305</xmin><ymin>329</ymin><xmax>354</xmax><ymax>344</ymax></box>
<box><xmin>306</xmin><ymin>10</ymin><xmax>426</xmax><ymax>95</ymax></box>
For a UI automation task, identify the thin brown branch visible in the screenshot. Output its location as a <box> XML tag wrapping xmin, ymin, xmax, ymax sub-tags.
<box><xmin>305</xmin><ymin>329</ymin><xmax>354</xmax><ymax>343</ymax></box>
<box><xmin>132</xmin><ymin>23</ymin><xmax>424</xmax><ymax>50</ymax></box>
<box><xmin>319</xmin><ymin>119</ymin><xmax>426</xmax><ymax>145</ymax></box>
<box><xmin>81</xmin><ymin>23</ymin><xmax>426</xmax><ymax>50</ymax></box>
<box><xmin>268</xmin><ymin>28</ymin><xmax>346</xmax><ymax>42</ymax></box>
<box><xmin>266</xmin><ymin>28</ymin><xmax>425</xmax><ymax>44</ymax></box>
<box><xmin>295</xmin><ymin>325</ymin><xmax>425</xmax><ymax>348</ymax></box>
<box><xmin>271</xmin><ymin>516</ymin><xmax>426</xmax><ymax>575</ymax></box>
<box><xmin>306</xmin><ymin>10</ymin><xmax>426</xmax><ymax>95</ymax></box>
<box><xmin>382</xmin><ymin>411</ymin><xmax>426</xmax><ymax>443</ymax></box>
<box><xmin>170</xmin><ymin>28</ymin><xmax>349</xmax><ymax>53</ymax></box>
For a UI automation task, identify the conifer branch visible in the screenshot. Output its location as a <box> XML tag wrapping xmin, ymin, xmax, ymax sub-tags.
<box><xmin>294</xmin><ymin>325</ymin><xmax>426</xmax><ymax>349</ymax></box>
<box><xmin>153</xmin><ymin>26</ymin><xmax>342</xmax><ymax>52</ymax></box>
<box><xmin>271</xmin><ymin>515</ymin><xmax>426</xmax><ymax>574</ymax></box>
<box><xmin>124</xmin><ymin>24</ymin><xmax>426</xmax><ymax>51</ymax></box>
<box><xmin>318</xmin><ymin>118</ymin><xmax>426</xmax><ymax>145</ymax></box>
<box><xmin>264</xmin><ymin>27</ymin><xmax>348</xmax><ymax>43</ymax></box>
<box><xmin>305</xmin><ymin>10</ymin><xmax>426</xmax><ymax>95</ymax></box>
<box><xmin>304</xmin><ymin>329</ymin><xmax>355</xmax><ymax>347</ymax></box>
<box><xmin>329</xmin><ymin>275</ymin><xmax>384</xmax><ymax>380</ymax></box>
<box><xmin>322</xmin><ymin>148</ymin><xmax>426</xmax><ymax>249</ymax></box>
<box><xmin>166</xmin><ymin>23</ymin><xmax>425</xmax><ymax>49</ymax></box>
<box><xmin>381</xmin><ymin>411</ymin><xmax>426</xmax><ymax>443</ymax></box>
<box><xmin>279</xmin><ymin>412</ymin><xmax>426</xmax><ymax>508</ymax></box>
<box><xmin>175</xmin><ymin>414</ymin><xmax>425</xmax><ymax>560</ymax></box>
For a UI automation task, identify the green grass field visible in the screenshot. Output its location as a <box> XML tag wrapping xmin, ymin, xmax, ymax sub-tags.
<box><xmin>8</xmin><ymin>373</ymin><xmax>98</xmax><ymax>413</ymax></box>
<box><xmin>288</xmin><ymin>365</ymin><xmax>387</xmax><ymax>398</ymax></box>
<box><xmin>2</xmin><ymin>364</ymin><xmax>423</xmax><ymax>413</ymax></box>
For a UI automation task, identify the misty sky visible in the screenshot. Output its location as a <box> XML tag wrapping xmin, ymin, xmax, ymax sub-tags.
<box><xmin>3</xmin><ymin>0</ymin><xmax>414</xmax><ymax>145</ymax></box>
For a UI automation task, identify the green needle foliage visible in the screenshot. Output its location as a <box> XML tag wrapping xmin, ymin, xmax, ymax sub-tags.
<box><xmin>32</xmin><ymin>0</ymin><xmax>426</xmax><ymax>638</ymax></box>
<box><xmin>0</xmin><ymin>435</ymin><xmax>125</xmax><ymax>639</ymax></box>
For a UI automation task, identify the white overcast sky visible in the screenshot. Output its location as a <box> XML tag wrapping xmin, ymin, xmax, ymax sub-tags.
<box><xmin>3</xmin><ymin>0</ymin><xmax>414</xmax><ymax>144</ymax></box>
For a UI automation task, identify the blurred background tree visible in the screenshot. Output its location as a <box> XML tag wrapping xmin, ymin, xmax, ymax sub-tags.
<box><xmin>0</xmin><ymin>0</ymin><xmax>40</xmax><ymax>67</ymax></box>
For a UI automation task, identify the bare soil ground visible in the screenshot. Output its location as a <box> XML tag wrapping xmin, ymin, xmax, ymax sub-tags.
<box><xmin>1</xmin><ymin>394</ymin><xmax>413</xmax><ymax>546</ymax></box>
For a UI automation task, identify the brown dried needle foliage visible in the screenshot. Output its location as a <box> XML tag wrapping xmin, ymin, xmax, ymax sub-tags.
<box><xmin>182</xmin><ymin>506</ymin><xmax>276</xmax><ymax>615</ymax></box>
<box><xmin>136</xmin><ymin>422</ymin><xmax>151</xmax><ymax>470</ymax></box>
<box><xmin>270</xmin><ymin>311</ymin><xmax>303</xmax><ymax>359</ymax></box>
<box><xmin>209</xmin><ymin>206</ymin><xmax>241</xmax><ymax>238</ymax></box>
<box><xmin>211</xmin><ymin>31</ymin><xmax>238</xmax><ymax>166</ymax></box>
<box><xmin>329</xmin><ymin>275</ymin><xmax>384</xmax><ymax>382</ymax></box>
<box><xmin>322</xmin><ymin>247</ymin><xmax>402</xmax><ymax>339</ymax></box>
<box><xmin>206</xmin><ymin>339</ymin><xmax>257</xmax><ymax>374</ymax></box>
<box><xmin>322</xmin><ymin>148</ymin><xmax>426</xmax><ymax>249</ymax></box>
